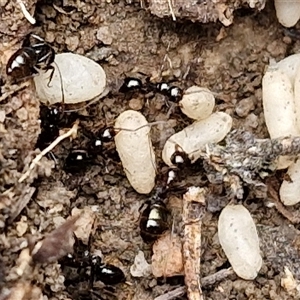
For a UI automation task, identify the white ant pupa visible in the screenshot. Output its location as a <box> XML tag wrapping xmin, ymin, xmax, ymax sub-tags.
<box><xmin>34</xmin><ymin>53</ymin><xmax>107</xmax><ymax>105</ymax></box>
<box><xmin>162</xmin><ymin>112</ymin><xmax>233</xmax><ymax>167</ymax></box>
<box><xmin>114</xmin><ymin>110</ymin><xmax>158</xmax><ymax>194</ymax></box>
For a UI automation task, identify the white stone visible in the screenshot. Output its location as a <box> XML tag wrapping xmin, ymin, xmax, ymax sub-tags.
<box><xmin>34</xmin><ymin>53</ymin><xmax>106</xmax><ymax>104</ymax></box>
<box><xmin>218</xmin><ymin>204</ymin><xmax>262</xmax><ymax>280</ymax></box>
<box><xmin>114</xmin><ymin>110</ymin><xmax>156</xmax><ymax>194</ymax></box>
<box><xmin>130</xmin><ymin>251</ymin><xmax>152</xmax><ymax>277</ymax></box>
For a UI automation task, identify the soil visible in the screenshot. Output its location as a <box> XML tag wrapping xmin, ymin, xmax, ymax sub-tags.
<box><xmin>1</xmin><ymin>1</ymin><xmax>300</xmax><ymax>300</ymax></box>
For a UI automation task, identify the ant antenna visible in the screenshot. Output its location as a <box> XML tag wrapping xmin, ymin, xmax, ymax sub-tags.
<box><xmin>114</xmin><ymin>120</ymin><xmax>169</xmax><ymax>134</ymax></box>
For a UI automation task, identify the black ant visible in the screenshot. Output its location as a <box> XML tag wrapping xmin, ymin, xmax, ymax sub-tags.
<box><xmin>64</xmin><ymin>149</ymin><xmax>92</xmax><ymax>173</ymax></box>
<box><xmin>6</xmin><ymin>34</ymin><xmax>55</xmax><ymax>84</ymax></box>
<box><xmin>139</xmin><ymin>197</ymin><xmax>170</xmax><ymax>243</ymax></box>
<box><xmin>88</xmin><ymin>127</ymin><xmax>118</xmax><ymax>154</ymax></box>
<box><xmin>6</xmin><ymin>34</ymin><xmax>69</xmax><ymax>150</ymax></box>
<box><xmin>119</xmin><ymin>77</ymin><xmax>143</xmax><ymax>93</ymax></box>
<box><xmin>139</xmin><ymin>168</ymin><xmax>178</xmax><ymax>243</ymax></box>
<box><xmin>170</xmin><ymin>145</ymin><xmax>192</xmax><ymax>167</ymax></box>
<box><xmin>63</xmin><ymin>126</ymin><xmax>119</xmax><ymax>173</ymax></box>
<box><xmin>119</xmin><ymin>76</ymin><xmax>183</xmax><ymax>103</ymax></box>
<box><xmin>139</xmin><ymin>144</ymin><xmax>203</xmax><ymax>244</ymax></box>
<box><xmin>60</xmin><ymin>236</ymin><xmax>125</xmax><ymax>298</ymax></box>
<box><xmin>155</xmin><ymin>82</ymin><xmax>183</xmax><ymax>102</ymax></box>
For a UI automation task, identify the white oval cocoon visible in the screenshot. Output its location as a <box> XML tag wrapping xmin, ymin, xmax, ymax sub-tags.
<box><xmin>292</xmin><ymin>65</ymin><xmax>300</xmax><ymax>132</ymax></box>
<box><xmin>162</xmin><ymin>112</ymin><xmax>232</xmax><ymax>166</ymax></box>
<box><xmin>262</xmin><ymin>66</ymin><xmax>300</xmax><ymax>169</ymax></box>
<box><xmin>179</xmin><ymin>86</ymin><xmax>215</xmax><ymax>120</ymax></box>
<box><xmin>274</xmin><ymin>0</ymin><xmax>300</xmax><ymax>28</ymax></box>
<box><xmin>276</xmin><ymin>54</ymin><xmax>300</xmax><ymax>86</ymax></box>
<box><xmin>280</xmin><ymin>159</ymin><xmax>300</xmax><ymax>206</ymax></box>
<box><xmin>262</xmin><ymin>67</ymin><xmax>298</xmax><ymax>138</ymax></box>
<box><xmin>114</xmin><ymin>110</ymin><xmax>156</xmax><ymax>194</ymax></box>
<box><xmin>218</xmin><ymin>204</ymin><xmax>262</xmax><ymax>280</ymax></box>
<box><xmin>34</xmin><ymin>53</ymin><xmax>106</xmax><ymax>105</ymax></box>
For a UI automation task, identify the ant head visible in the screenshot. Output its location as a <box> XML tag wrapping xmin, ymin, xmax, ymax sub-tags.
<box><xmin>91</xmin><ymin>255</ymin><xmax>102</xmax><ymax>266</ymax></box>
<box><xmin>100</xmin><ymin>126</ymin><xmax>117</xmax><ymax>143</ymax></box>
<box><xmin>170</xmin><ymin>145</ymin><xmax>191</xmax><ymax>167</ymax></box>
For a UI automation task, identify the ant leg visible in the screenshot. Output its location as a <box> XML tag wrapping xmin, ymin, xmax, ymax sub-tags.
<box><xmin>30</xmin><ymin>34</ymin><xmax>45</xmax><ymax>43</ymax></box>
<box><xmin>45</xmin><ymin>65</ymin><xmax>55</xmax><ymax>87</ymax></box>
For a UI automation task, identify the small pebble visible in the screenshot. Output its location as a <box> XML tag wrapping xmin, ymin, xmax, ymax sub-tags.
<box><xmin>235</xmin><ymin>96</ymin><xmax>255</xmax><ymax>117</ymax></box>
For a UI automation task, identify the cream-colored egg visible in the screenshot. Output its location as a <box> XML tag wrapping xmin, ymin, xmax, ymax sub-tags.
<box><xmin>276</xmin><ymin>53</ymin><xmax>300</xmax><ymax>86</ymax></box>
<box><xmin>280</xmin><ymin>159</ymin><xmax>300</xmax><ymax>206</ymax></box>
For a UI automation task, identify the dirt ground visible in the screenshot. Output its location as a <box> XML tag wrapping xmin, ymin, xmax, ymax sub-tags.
<box><xmin>1</xmin><ymin>0</ymin><xmax>300</xmax><ymax>299</ymax></box>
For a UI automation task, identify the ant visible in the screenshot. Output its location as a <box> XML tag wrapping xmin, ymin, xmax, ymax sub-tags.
<box><xmin>60</xmin><ymin>236</ymin><xmax>125</xmax><ymax>297</ymax></box>
<box><xmin>64</xmin><ymin>126</ymin><xmax>118</xmax><ymax>173</ymax></box>
<box><xmin>119</xmin><ymin>76</ymin><xmax>183</xmax><ymax>103</ymax></box>
<box><xmin>139</xmin><ymin>144</ymin><xmax>204</xmax><ymax>244</ymax></box>
<box><xmin>139</xmin><ymin>168</ymin><xmax>179</xmax><ymax>243</ymax></box>
<box><xmin>139</xmin><ymin>196</ymin><xmax>170</xmax><ymax>243</ymax></box>
<box><xmin>6</xmin><ymin>34</ymin><xmax>55</xmax><ymax>83</ymax></box>
<box><xmin>6</xmin><ymin>34</ymin><xmax>69</xmax><ymax>150</ymax></box>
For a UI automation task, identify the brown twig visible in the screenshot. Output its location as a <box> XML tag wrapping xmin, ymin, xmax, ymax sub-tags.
<box><xmin>154</xmin><ymin>268</ymin><xmax>234</xmax><ymax>300</ymax></box>
<box><xmin>182</xmin><ymin>187</ymin><xmax>206</xmax><ymax>300</ymax></box>
<box><xmin>267</xmin><ymin>183</ymin><xmax>300</xmax><ymax>224</ymax></box>
<box><xmin>0</xmin><ymin>82</ymin><xmax>30</xmax><ymax>103</ymax></box>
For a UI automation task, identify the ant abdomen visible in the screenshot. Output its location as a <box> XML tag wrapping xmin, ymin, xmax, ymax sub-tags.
<box><xmin>139</xmin><ymin>200</ymin><xmax>170</xmax><ymax>243</ymax></box>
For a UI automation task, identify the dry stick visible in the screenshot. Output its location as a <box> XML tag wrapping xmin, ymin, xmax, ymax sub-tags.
<box><xmin>0</xmin><ymin>82</ymin><xmax>30</xmax><ymax>103</ymax></box>
<box><xmin>18</xmin><ymin>121</ymin><xmax>79</xmax><ymax>183</ymax></box>
<box><xmin>17</xmin><ymin>0</ymin><xmax>36</xmax><ymax>24</ymax></box>
<box><xmin>167</xmin><ymin>0</ymin><xmax>176</xmax><ymax>21</ymax></box>
<box><xmin>182</xmin><ymin>188</ymin><xmax>206</xmax><ymax>300</ymax></box>
<box><xmin>267</xmin><ymin>183</ymin><xmax>300</xmax><ymax>224</ymax></box>
<box><xmin>154</xmin><ymin>268</ymin><xmax>234</xmax><ymax>300</ymax></box>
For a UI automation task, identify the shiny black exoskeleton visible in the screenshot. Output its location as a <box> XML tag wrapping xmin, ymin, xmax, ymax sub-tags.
<box><xmin>119</xmin><ymin>77</ymin><xmax>143</xmax><ymax>93</ymax></box>
<box><xmin>64</xmin><ymin>149</ymin><xmax>91</xmax><ymax>173</ymax></box>
<box><xmin>156</xmin><ymin>82</ymin><xmax>183</xmax><ymax>102</ymax></box>
<box><xmin>139</xmin><ymin>199</ymin><xmax>170</xmax><ymax>243</ymax></box>
<box><xmin>90</xmin><ymin>255</ymin><xmax>125</xmax><ymax>285</ymax></box>
<box><xmin>119</xmin><ymin>76</ymin><xmax>183</xmax><ymax>102</ymax></box>
<box><xmin>61</xmin><ymin>238</ymin><xmax>125</xmax><ymax>288</ymax></box>
<box><xmin>89</xmin><ymin>126</ymin><xmax>117</xmax><ymax>153</ymax></box>
<box><xmin>6</xmin><ymin>34</ymin><xmax>55</xmax><ymax>83</ymax></box>
<box><xmin>36</xmin><ymin>104</ymin><xmax>65</xmax><ymax>149</ymax></box>
<box><xmin>170</xmin><ymin>145</ymin><xmax>192</xmax><ymax>167</ymax></box>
